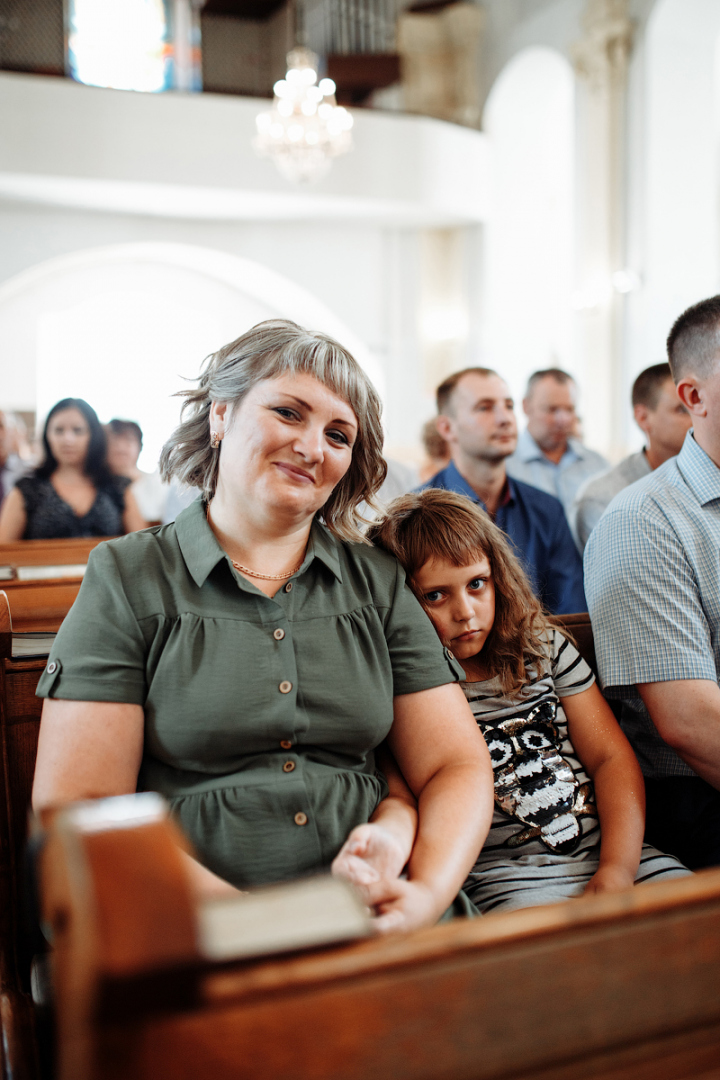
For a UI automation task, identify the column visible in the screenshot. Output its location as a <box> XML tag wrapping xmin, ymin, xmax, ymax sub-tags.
<box><xmin>572</xmin><ymin>0</ymin><xmax>634</xmax><ymax>459</ymax></box>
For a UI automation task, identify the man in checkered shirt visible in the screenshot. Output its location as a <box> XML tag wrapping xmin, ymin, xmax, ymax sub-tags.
<box><xmin>585</xmin><ymin>295</ymin><xmax>720</xmax><ymax>871</ymax></box>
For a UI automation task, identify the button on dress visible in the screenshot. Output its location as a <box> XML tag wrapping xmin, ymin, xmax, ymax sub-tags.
<box><xmin>37</xmin><ymin>499</ymin><xmax>464</xmax><ymax>888</ymax></box>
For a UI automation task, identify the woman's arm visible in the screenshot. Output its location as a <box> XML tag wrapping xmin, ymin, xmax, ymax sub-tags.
<box><xmin>332</xmin><ymin>743</ymin><xmax>417</xmax><ymax>890</ymax></box>
<box><xmin>562</xmin><ymin>684</ymin><xmax>645</xmax><ymax>894</ymax></box>
<box><xmin>0</xmin><ymin>486</ymin><xmax>27</xmax><ymax>541</ymax></box>
<box><xmin>370</xmin><ymin>682</ymin><xmax>493</xmax><ymax>933</ymax></box>
<box><xmin>32</xmin><ymin>699</ymin><xmax>145</xmax><ymax>809</ymax></box>
<box><xmin>33</xmin><ymin>699</ymin><xmax>239</xmax><ymax>900</ymax></box>
<box><xmin>122</xmin><ymin>487</ymin><xmax>147</xmax><ymax>534</ymax></box>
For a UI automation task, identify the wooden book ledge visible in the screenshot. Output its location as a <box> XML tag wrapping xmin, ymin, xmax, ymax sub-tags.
<box><xmin>0</xmin><ymin>538</ymin><xmax>112</xmax><ymax>634</ymax></box>
<box><xmin>40</xmin><ymin>794</ymin><xmax>720</xmax><ymax>1080</ymax></box>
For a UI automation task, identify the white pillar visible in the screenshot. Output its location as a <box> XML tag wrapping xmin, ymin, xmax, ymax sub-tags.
<box><xmin>572</xmin><ymin>0</ymin><xmax>633</xmax><ymax>459</ymax></box>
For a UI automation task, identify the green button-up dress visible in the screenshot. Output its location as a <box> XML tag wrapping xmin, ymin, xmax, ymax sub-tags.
<box><xmin>37</xmin><ymin>499</ymin><xmax>463</xmax><ymax>888</ymax></box>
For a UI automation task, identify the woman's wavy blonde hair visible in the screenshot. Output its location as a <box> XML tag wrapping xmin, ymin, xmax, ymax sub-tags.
<box><xmin>367</xmin><ymin>488</ymin><xmax>560</xmax><ymax>696</ymax></box>
<box><xmin>160</xmin><ymin>319</ymin><xmax>387</xmax><ymax>543</ymax></box>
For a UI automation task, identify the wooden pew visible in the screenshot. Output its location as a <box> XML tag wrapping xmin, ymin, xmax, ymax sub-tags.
<box><xmin>41</xmin><ymin>797</ymin><xmax>720</xmax><ymax>1080</ymax></box>
<box><xmin>0</xmin><ymin>592</ymin><xmax>44</xmax><ymax>1079</ymax></box>
<box><xmin>0</xmin><ymin>537</ymin><xmax>110</xmax><ymax>633</ymax></box>
<box><xmin>0</xmin><ymin>608</ymin><xmax>600</xmax><ymax>1080</ymax></box>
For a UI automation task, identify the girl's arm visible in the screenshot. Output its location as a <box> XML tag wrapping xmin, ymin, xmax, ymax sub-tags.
<box><xmin>0</xmin><ymin>486</ymin><xmax>27</xmax><ymax>541</ymax></box>
<box><xmin>371</xmin><ymin>682</ymin><xmax>493</xmax><ymax>933</ymax></box>
<box><xmin>562</xmin><ymin>683</ymin><xmax>645</xmax><ymax>894</ymax></box>
<box><xmin>332</xmin><ymin>743</ymin><xmax>418</xmax><ymax>891</ymax></box>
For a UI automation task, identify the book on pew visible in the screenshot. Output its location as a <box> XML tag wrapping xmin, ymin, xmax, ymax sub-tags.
<box><xmin>197</xmin><ymin>874</ymin><xmax>373</xmax><ymax>962</ymax></box>
<box><xmin>11</xmin><ymin>631</ymin><xmax>56</xmax><ymax>658</ymax></box>
<box><xmin>16</xmin><ymin>564</ymin><xmax>87</xmax><ymax>581</ymax></box>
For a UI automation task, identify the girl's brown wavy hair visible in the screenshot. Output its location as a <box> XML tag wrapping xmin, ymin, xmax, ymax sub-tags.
<box><xmin>367</xmin><ymin>488</ymin><xmax>560</xmax><ymax>696</ymax></box>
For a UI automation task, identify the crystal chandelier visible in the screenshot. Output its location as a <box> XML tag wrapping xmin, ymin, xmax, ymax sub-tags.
<box><xmin>255</xmin><ymin>46</ymin><xmax>354</xmax><ymax>185</ymax></box>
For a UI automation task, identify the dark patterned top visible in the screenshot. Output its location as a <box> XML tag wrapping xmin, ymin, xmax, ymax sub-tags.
<box><xmin>16</xmin><ymin>474</ymin><xmax>129</xmax><ymax>539</ymax></box>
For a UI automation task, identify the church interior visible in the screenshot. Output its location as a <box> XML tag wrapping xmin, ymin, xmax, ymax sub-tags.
<box><xmin>2</xmin><ymin>0</ymin><xmax>718</xmax><ymax>469</ymax></box>
<box><xmin>2</xmin><ymin>3</ymin><xmax>720</xmax><ymax>1079</ymax></box>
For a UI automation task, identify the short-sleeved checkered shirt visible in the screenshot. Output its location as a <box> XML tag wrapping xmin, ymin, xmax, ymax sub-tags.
<box><xmin>584</xmin><ymin>431</ymin><xmax>720</xmax><ymax>778</ymax></box>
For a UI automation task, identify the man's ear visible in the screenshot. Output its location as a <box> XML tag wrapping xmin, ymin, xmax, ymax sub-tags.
<box><xmin>522</xmin><ymin>397</ymin><xmax>531</xmax><ymax>417</ymax></box>
<box><xmin>435</xmin><ymin>414</ymin><xmax>454</xmax><ymax>442</ymax></box>
<box><xmin>633</xmin><ymin>402</ymin><xmax>650</xmax><ymax>435</ymax></box>
<box><xmin>676</xmin><ymin>377</ymin><xmax>704</xmax><ymax>416</ymax></box>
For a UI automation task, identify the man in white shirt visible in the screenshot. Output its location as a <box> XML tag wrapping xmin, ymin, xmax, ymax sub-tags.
<box><xmin>506</xmin><ymin>368</ymin><xmax>607</xmax><ymax>520</ymax></box>
<box><xmin>572</xmin><ymin>363</ymin><xmax>691</xmax><ymax>551</ymax></box>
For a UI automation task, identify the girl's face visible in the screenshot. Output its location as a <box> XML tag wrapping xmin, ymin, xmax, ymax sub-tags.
<box><xmin>414</xmin><ymin>554</ymin><xmax>496</xmax><ymax>678</ymax></box>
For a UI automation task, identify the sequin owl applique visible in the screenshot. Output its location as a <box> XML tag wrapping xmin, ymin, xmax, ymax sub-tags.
<box><xmin>481</xmin><ymin>699</ymin><xmax>596</xmax><ymax>854</ymax></box>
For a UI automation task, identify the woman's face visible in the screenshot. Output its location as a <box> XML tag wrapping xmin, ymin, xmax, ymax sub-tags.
<box><xmin>211</xmin><ymin>372</ymin><xmax>358</xmax><ymax>522</ymax></box>
<box><xmin>46</xmin><ymin>407</ymin><xmax>92</xmax><ymax>469</ymax></box>
<box><xmin>413</xmin><ymin>554</ymin><xmax>496</xmax><ymax>672</ymax></box>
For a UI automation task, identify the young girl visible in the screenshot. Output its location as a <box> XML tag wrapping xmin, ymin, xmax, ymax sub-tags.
<box><xmin>366</xmin><ymin>489</ymin><xmax>688</xmax><ymax>913</ymax></box>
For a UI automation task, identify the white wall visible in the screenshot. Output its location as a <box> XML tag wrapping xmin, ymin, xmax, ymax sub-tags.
<box><xmin>0</xmin><ymin>72</ymin><xmax>491</xmax><ymax>461</ymax></box>
<box><xmin>480</xmin><ymin>46</ymin><xmax>575</xmax><ymax>407</ymax></box>
<box><xmin>624</xmin><ymin>0</ymin><xmax>720</xmax><ymax>435</ymax></box>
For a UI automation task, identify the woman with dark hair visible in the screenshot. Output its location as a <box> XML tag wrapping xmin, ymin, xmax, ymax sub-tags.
<box><xmin>0</xmin><ymin>397</ymin><xmax>145</xmax><ymax>540</ymax></box>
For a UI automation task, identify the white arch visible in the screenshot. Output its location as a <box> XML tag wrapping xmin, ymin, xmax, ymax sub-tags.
<box><xmin>0</xmin><ymin>241</ymin><xmax>383</xmax><ymax>387</ymax></box>
<box><xmin>0</xmin><ymin>242</ymin><xmax>384</xmax><ymax>469</ymax></box>
<box><xmin>481</xmin><ymin>47</ymin><xmax>575</xmax><ymax>403</ymax></box>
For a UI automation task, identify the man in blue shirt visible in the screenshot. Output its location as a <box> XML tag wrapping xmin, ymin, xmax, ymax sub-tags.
<box><xmin>585</xmin><ymin>295</ymin><xmax>720</xmax><ymax>869</ymax></box>
<box><xmin>419</xmin><ymin>367</ymin><xmax>586</xmax><ymax>615</ymax></box>
<box><xmin>506</xmin><ymin>368</ymin><xmax>607</xmax><ymax>522</ymax></box>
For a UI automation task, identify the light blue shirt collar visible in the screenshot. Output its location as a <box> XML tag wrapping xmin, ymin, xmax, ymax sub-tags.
<box><xmin>677</xmin><ymin>430</ymin><xmax>720</xmax><ymax>507</ymax></box>
<box><xmin>516</xmin><ymin>428</ymin><xmax>581</xmax><ymax>468</ymax></box>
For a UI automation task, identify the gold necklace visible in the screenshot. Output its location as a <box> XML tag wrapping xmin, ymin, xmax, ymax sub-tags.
<box><xmin>205</xmin><ymin>502</ymin><xmax>303</xmax><ymax>581</ymax></box>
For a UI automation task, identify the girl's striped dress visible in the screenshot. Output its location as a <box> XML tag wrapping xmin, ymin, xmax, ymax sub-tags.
<box><xmin>462</xmin><ymin>628</ymin><xmax>689</xmax><ymax>913</ymax></box>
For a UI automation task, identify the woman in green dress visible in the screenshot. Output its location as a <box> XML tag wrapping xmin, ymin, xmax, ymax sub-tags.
<box><xmin>32</xmin><ymin>320</ymin><xmax>493</xmax><ymax>934</ymax></box>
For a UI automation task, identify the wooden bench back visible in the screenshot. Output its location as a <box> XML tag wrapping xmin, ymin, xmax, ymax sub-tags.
<box><xmin>40</xmin><ymin>801</ymin><xmax>720</xmax><ymax>1080</ymax></box>
<box><xmin>0</xmin><ymin>537</ymin><xmax>110</xmax><ymax>633</ymax></box>
<box><xmin>0</xmin><ymin>538</ymin><xmax>109</xmax><ymax>571</ymax></box>
<box><xmin>0</xmin><ymin>608</ymin><xmax>596</xmax><ymax>1080</ymax></box>
<box><xmin>0</xmin><ymin>592</ymin><xmax>43</xmax><ymax>1077</ymax></box>
<box><xmin>556</xmin><ymin>610</ymin><xmax>596</xmax><ymax>674</ymax></box>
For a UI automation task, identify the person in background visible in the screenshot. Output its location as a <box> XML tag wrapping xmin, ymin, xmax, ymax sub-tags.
<box><xmin>506</xmin><ymin>368</ymin><xmax>608</xmax><ymax>521</ymax></box>
<box><xmin>0</xmin><ymin>398</ymin><xmax>145</xmax><ymax>540</ymax></box>
<box><xmin>420</xmin><ymin>368</ymin><xmax>586</xmax><ymax>615</ymax></box>
<box><xmin>106</xmin><ymin>418</ymin><xmax>168</xmax><ymax>525</ymax></box>
<box><xmin>419</xmin><ymin>418</ymin><xmax>451</xmax><ymax>484</ymax></box>
<box><xmin>585</xmin><ymin>295</ymin><xmax>720</xmax><ymax>871</ymax></box>
<box><xmin>572</xmin><ymin>363</ymin><xmax>691</xmax><ymax>552</ymax></box>
<box><xmin>0</xmin><ymin>411</ymin><xmax>29</xmax><ymax>509</ymax></box>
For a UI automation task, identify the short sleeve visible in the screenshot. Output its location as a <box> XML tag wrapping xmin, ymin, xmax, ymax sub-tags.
<box><xmin>36</xmin><ymin>541</ymin><xmax>148</xmax><ymax>704</ymax></box>
<box><xmin>585</xmin><ymin>506</ymin><xmax>717</xmax><ymax>691</ymax></box>
<box><xmin>381</xmin><ymin>560</ymin><xmax>465</xmax><ymax>695</ymax></box>
<box><xmin>549</xmin><ymin>629</ymin><xmax>594</xmax><ymax>697</ymax></box>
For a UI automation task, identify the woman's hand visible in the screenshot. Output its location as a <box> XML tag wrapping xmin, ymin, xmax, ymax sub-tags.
<box><xmin>331</xmin><ymin>822</ymin><xmax>408</xmax><ymax>894</ymax></box>
<box><xmin>583</xmin><ymin>864</ymin><xmax>635</xmax><ymax>896</ymax></box>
